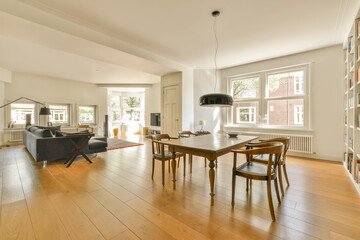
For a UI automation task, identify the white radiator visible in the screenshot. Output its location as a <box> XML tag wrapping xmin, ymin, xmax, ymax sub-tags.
<box><xmin>240</xmin><ymin>132</ymin><xmax>314</xmax><ymax>154</ymax></box>
<box><xmin>4</xmin><ymin>129</ymin><xmax>23</xmax><ymax>143</ymax></box>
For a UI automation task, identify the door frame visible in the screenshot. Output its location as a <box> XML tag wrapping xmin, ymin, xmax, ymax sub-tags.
<box><xmin>161</xmin><ymin>72</ymin><xmax>182</xmax><ymax>135</ymax></box>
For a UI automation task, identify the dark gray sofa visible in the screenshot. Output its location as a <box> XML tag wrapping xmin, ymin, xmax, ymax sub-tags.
<box><xmin>23</xmin><ymin>126</ymin><xmax>107</xmax><ymax>162</ymax></box>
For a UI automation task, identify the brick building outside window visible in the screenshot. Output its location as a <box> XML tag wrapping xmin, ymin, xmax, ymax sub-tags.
<box><xmin>228</xmin><ymin>65</ymin><xmax>308</xmax><ymax>128</ymax></box>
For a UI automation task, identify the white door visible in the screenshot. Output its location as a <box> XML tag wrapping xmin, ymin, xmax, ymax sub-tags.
<box><xmin>163</xmin><ymin>85</ymin><xmax>180</xmax><ymax>137</ymax></box>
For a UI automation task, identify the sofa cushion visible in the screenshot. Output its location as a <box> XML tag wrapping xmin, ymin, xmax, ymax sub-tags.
<box><xmin>55</xmin><ymin>131</ymin><xmax>64</xmax><ymax>137</ymax></box>
<box><xmin>89</xmin><ymin>139</ymin><xmax>107</xmax><ymax>150</ymax></box>
<box><xmin>37</xmin><ymin>125</ymin><xmax>61</xmax><ymax>135</ymax></box>
<box><xmin>29</xmin><ymin>126</ymin><xmax>39</xmax><ymax>133</ymax></box>
<box><xmin>33</xmin><ymin>129</ymin><xmax>52</xmax><ymax>138</ymax></box>
<box><xmin>59</xmin><ymin>130</ymin><xmax>90</xmax><ymax>136</ymax></box>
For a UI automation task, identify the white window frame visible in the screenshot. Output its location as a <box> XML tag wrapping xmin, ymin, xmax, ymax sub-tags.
<box><xmin>109</xmin><ymin>92</ymin><xmax>145</xmax><ymax>125</ymax></box>
<box><xmin>77</xmin><ymin>105</ymin><xmax>97</xmax><ymax>125</ymax></box>
<box><xmin>294</xmin><ymin>105</ymin><xmax>304</xmax><ymax>125</ymax></box>
<box><xmin>236</xmin><ymin>107</ymin><xmax>256</xmax><ymax>124</ymax></box>
<box><xmin>294</xmin><ymin>75</ymin><xmax>304</xmax><ymax>95</ymax></box>
<box><xmin>9</xmin><ymin>103</ymin><xmax>36</xmax><ymax>125</ymax></box>
<box><xmin>227</xmin><ymin>64</ymin><xmax>310</xmax><ymax>130</ymax></box>
<box><xmin>48</xmin><ymin>103</ymin><xmax>71</xmax><ymax>126</ymax></box>
<box><xmin>109</xmin><ymin>95</ymin><xmax>121</xmax><ymax>123</ymax></box>
<box><xmin>122</xmin><ymin>96</ymin><xmax>142</xmax><ymax>123</ymax></box>
<box><xmin>229</xmin><ymin>75</ymin><xmax>260</xmax><ymax>127</ymax></box>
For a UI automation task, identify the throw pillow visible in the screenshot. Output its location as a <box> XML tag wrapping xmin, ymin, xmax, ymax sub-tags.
<box><xmin>37</xmin><ymin>125</ymin><xmax>61</xmax><ymax>135</ymax></box>
<box><xmin>34</xmin><ymin>129</ymin><xmax>53</xmax><ymax>138</ymax></box>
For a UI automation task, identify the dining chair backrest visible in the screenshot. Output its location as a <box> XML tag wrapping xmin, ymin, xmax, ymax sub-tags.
<box><xmin>260</xmin><ymin>137</ymin><xmax>290</xmax><ymax>160</ymax></box>
<box><xmin>178</xmin><ymin>131</ymin><xmax>193</xmax><ymax>138</ymax></box>
<box><xmin>151</xmin><ymin>134</ymin><xmax>171</xmax><ymax>155</ymax></box>
<box><xmin>239</xmin><ymin>142</ymin><xmax>284</xmax><ymax>175</ymax></box>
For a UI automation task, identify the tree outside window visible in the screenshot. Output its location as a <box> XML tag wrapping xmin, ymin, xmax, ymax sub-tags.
<box><xmin>78</xmin><ymin>106</ymin><xmax>96</xmax><ymax>124</ymax></box>
<box><xmin>122</xmin><ymin>97</ymin><xmax>141</xmax><ymax>122</ymax></box>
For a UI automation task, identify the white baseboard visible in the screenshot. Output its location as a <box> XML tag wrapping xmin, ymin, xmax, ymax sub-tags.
<box><xmin>288</xmin><ymin>152</ymin><xmax>342</xmax><ymax>162</ymax></box>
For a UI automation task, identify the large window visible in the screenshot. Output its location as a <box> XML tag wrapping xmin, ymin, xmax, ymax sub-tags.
<box><xmin>10</xmin><ymin>103</ymin><xmax>35</xmax><ymax>125</ymax></box>
<box><xmin>236</xmin><ymin>107</ymin><xmax>256</xmax><ymax>124</ymax></box>
<box><xmin>122</xmin><ymin>97</ymin><xmax>141</xmax><ymax>122</ymax></box>
<box><xmin>110</xmin><ymin>94</ymin><xmax>144</xmax><ymax>123</ymax></box>
<box><xmin>78</xmin><ymin>105</ymin><xmax>96</xmax><ymax>124</ymax></box>
<box><xmin>49</xmin><ymin>104</ymin><xmax>70</xmax><ymax>125</ymax></box>
<box><xmin>229</xmin><ymin>65</ymin><xmax>308</xmax><ymax>128</ymax></box>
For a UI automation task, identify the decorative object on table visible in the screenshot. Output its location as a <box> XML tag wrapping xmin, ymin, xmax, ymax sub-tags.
<box><xmin>227</xmin><ymin>132</ymin><xmax>239</xmax><ymax>138</ymax></box>
<box><xmin>107</xmin><ymin>138</ymin><xmax>143</xmax><ymax>150</ymax></box>
<box><xmin>113</xmin><ymin>128</ymin><xmax>119</xmax><ymax>137</ymax></box>
<box><xmin>8</xmin><ymin>121</ymin><xmax>14</xmax><ymax>128</ymax></box>
<box><xmin>104</xmin><ymin>114</ymin><xmax>109</xmax><ymax>138</ymax></box>
<box><xmin>199</xmin><ymin>120</ymin><xmax>206</xmax><ymax>132</ymax></box>
<box><xmin>199</xmin><ymin>10</ymin><xmax>233</xmax><ymax>107</ymax></box>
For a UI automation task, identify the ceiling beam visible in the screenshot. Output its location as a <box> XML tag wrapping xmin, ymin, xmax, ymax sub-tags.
<box><xmin>97</xmin><ymin>84</ymin><xmax>152</xmax><ymax>88</ymax></box>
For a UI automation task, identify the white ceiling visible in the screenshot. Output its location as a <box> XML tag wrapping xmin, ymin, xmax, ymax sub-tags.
<box><xmin>0</xmin><ymin>0</ymin><xmax>359</xmax><ymax>84</ymax></box>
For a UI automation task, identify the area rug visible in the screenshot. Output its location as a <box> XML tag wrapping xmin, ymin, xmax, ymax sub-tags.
<box><xmin>107</xmin><ymin>138</ymin><xmax>143</xmax><ymax>150</ymax></box>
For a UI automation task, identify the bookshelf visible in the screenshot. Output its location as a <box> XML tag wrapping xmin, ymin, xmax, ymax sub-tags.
<box><xmin>344</xmin><ymin>14</ymin><xmax>360</xmax><ymax>193</ymax></box>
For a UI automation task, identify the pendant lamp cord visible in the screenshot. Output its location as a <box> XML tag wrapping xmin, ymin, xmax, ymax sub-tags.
<box><xmin>213</xmin><ymin>14</ymin><xmax>219</xmax><ymax>92</ymax></box>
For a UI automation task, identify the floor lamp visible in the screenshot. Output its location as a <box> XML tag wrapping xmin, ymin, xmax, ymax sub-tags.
<box><xmin>0</xmin><ymin>97</ymin><xmax>51</xmax><ymax>149</ymax></box>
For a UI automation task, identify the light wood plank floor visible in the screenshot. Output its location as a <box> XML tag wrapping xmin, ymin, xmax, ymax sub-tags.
<box><xmin>0</xmin><ymin>135</ymin><xmax>360</xmax><ymax>240</ymax></box>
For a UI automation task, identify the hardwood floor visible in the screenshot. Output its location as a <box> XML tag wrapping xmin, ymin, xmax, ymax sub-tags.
<box><xmin>0</xmin><ymin>136</ymin><xmax>360</xmax><ymax>240</ymax></box>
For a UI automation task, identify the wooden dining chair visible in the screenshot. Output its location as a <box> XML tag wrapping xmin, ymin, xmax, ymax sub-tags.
<box><xmin>231</xmin><ymin>142</ymin><xmax>283</xmax><ymax>221</ymax></box>
<box><xmin>151</xmin><ymin>134</ymin><xmax>186</xmax><ymax>185</ymax></box>
<box><xmin>249</xmin><ymin>137</ymin><xmax>290</xmax><ymax>196</ymax></box>
<box><xmin>177</xmin><ymin>131</ymin><xmax>195</xmax><ymax>172</ymax></box>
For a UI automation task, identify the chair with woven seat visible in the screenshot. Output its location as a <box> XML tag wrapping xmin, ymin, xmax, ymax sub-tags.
<box><xmin>231</xmin><ymin>142</ymin><xmax>283</xmax><ymax>221</ymax></box>
<box><xmin>249</xmin><ymin>137</ymin><xmax>290</xmax><ymax>196</ymax></box>
<box><xmin>151</xmin><ymin>134</ymin><xmax>186</xmax><ymax>185</ymax></box>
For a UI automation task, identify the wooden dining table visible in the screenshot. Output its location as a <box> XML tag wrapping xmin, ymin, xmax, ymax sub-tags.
<box><xmin>159</xmin><ymin>134</ymin><xmax>258</xmax><ymax>205</ymax></box>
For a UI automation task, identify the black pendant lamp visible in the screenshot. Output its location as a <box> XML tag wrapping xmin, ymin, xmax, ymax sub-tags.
<box><xmin>39</xmin><ymin>106</ymin><xmax>51</xmax><ymax>115</ymax></box>
<box><xmin>199</xmin><ymin>10</ymin><xmax>233</xmax><ymax>107</ymax></box>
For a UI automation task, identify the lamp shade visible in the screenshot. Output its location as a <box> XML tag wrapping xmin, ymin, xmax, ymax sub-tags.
<box><xmin>199</xmin><ymin>120</ymin><xmax>206</xmax><ymax>126</ymax></box>
<box><xmin>199</xmin><ymin>93</ymin><xmax>233</xmax><ymax>107</ymax></box>
<box><xmin>39</xmin><ymin>107</ymin><xmax>51</xmax><ymax>115</ymax></box>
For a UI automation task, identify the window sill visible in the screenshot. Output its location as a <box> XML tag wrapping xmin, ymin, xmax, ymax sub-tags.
<box><xmin>224</xmin><ymin>125</ymin><xmax>314</xmax><ymax>132</ymax></box>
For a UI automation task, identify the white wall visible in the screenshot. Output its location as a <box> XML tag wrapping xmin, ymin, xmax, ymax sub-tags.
<box><xmin>181</xmin><ymin>69</ymin><xmax>194</xmax><ymax>131</ymax></box>
<box><xmin>0</xmin><ymin>67</ymin><xmax>11</xmax><ymax>145</ymax></box>
<box><xmin>4</xmin><ymin>72</ymin><xmax>108</xmax><ymax>135</ymax></box>
<box><xmin>219</xmin><ymin>45</ymin><xmax>344</xmax><ymax>161</ymax></box>
<box><xmin>145</xmin><ymin>83</ymin><xmax>161</xmax><ymax>127</ymax></box>
<box><xmin>0</xmin><ymin>81</ymin><xmax>5</xmax><ymax>145</ymax></box>
<box><xmin>193</xmin><ymin>69</ymin><xmax>225</xmax><ymax>133</ymax></box>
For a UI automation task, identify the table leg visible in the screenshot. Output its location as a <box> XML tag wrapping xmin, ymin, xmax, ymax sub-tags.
<box><xmin>208</xmin><ymin>159</ymin><xmax>216</xmax><ymax>206</ymax></box>
<box><xmin>171</xmin><ymin>151</ymin><xmax>177</xmax><ymax>189</ymax></box>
